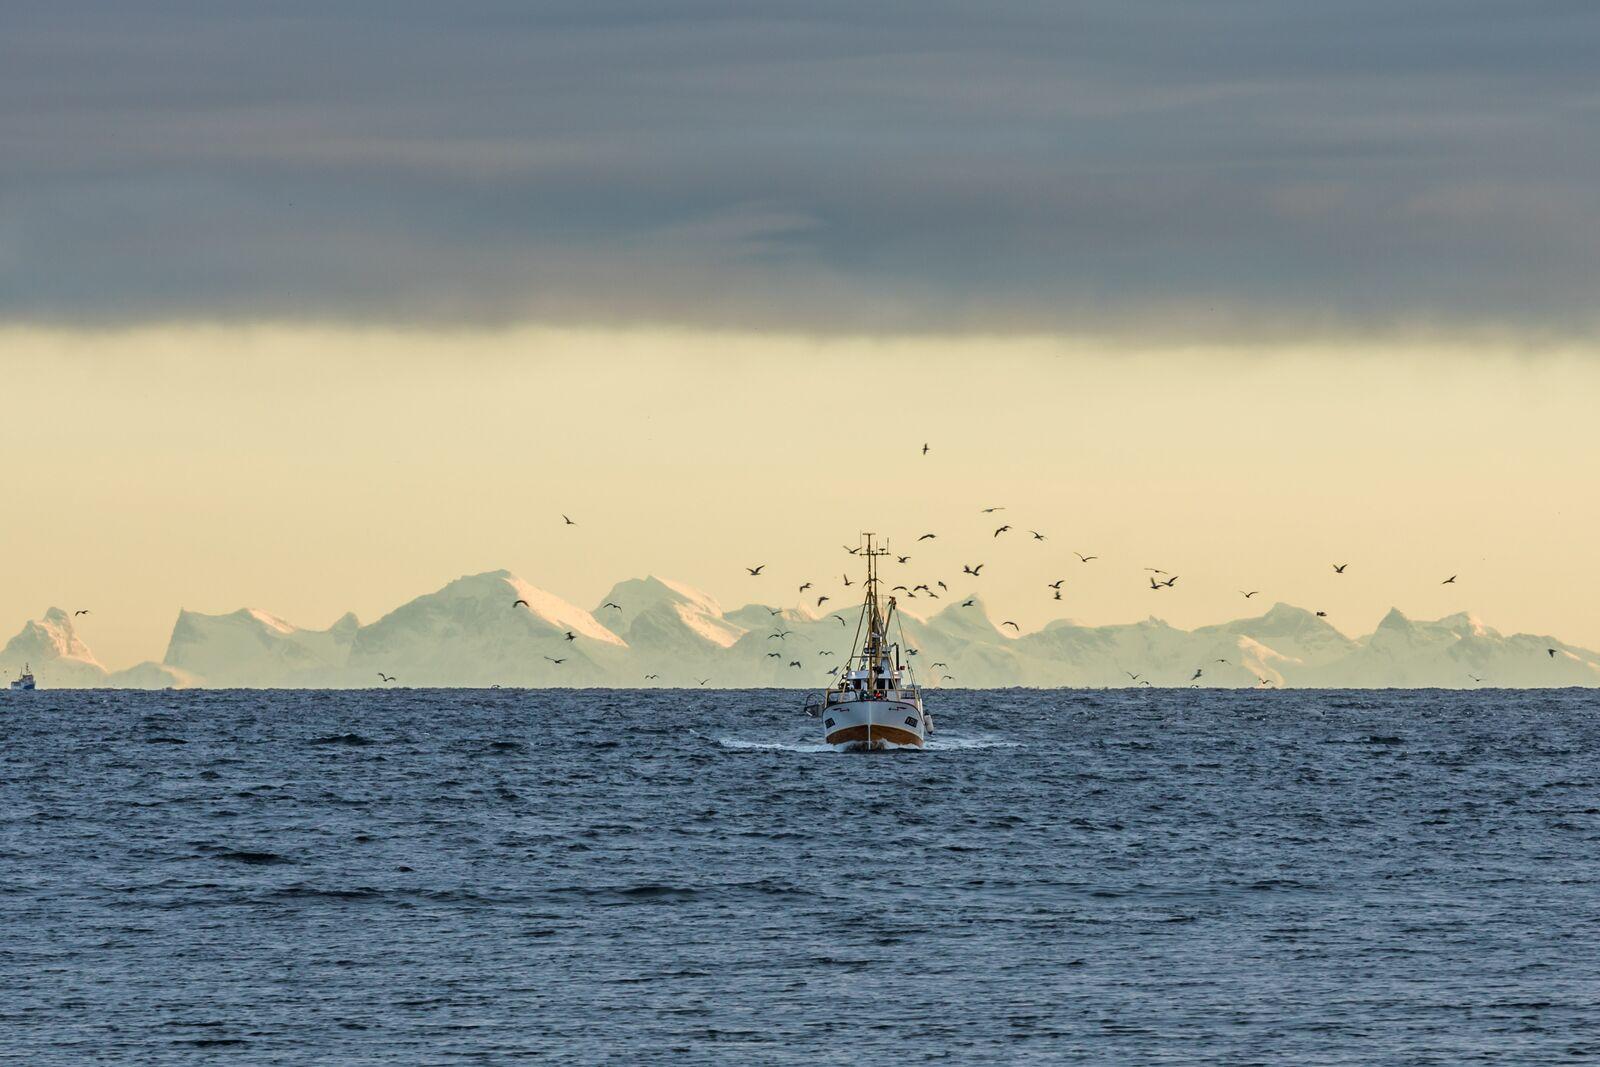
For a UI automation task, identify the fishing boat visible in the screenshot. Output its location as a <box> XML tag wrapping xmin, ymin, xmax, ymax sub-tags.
<box><xmin>806</xmin><ymin>535</ymin><xmax>932</xmax><ymax>750</ymax></box>
<box><xmin>9</xmin><ymin>664</ymin><xmax>36</xmax><ymax>691</ymax></box>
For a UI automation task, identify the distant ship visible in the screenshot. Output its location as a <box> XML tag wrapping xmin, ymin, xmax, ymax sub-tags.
<box><xmin>9</xmin><ymin>664</ymin><xmax>36</xmax><ymax>691</ymax></box>
<box><xmin>806</xmin><ymin>535</ymin><xmax>931</xmax><ymax>750</ymax></box>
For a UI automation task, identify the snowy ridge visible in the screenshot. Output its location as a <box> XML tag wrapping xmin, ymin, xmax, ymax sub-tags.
<box><xmin>3</xmin><ymin>574</ymin><xmax>1599</xmax><ymax>689</ymax></box>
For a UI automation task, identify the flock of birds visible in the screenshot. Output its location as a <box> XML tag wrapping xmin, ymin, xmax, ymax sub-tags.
<box><xmin>500</xmin><ymin>452</ymin><xmax>1539</xmax><ymax>689</ymax></box>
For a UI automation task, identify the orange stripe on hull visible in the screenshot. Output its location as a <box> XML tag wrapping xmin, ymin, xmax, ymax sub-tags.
<box><xmin>825</xmin><ymin>723</ymin><xmax>924</xmax><ymax>748</ymax></box>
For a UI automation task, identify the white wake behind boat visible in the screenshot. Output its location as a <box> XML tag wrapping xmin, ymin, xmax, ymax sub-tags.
<box><xmin>806</xmin><ymin>535</ymin><xmax>931</xmax><ymax>751</ymax></box>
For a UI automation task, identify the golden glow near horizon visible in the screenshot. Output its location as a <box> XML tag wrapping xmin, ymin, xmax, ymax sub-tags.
<box><xmin>3</xmin><ymin>324</ymin><xmax>1598</xmax><ymax>669</ymax></box>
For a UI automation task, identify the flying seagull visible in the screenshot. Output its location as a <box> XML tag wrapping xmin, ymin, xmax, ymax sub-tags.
<box><xmin>564</xmin><ymin>631</ymin><xmax>577</xmax><ymax>641</ymax></box>
<box><xmin>896</xmin><ymin>555</ymin><xmax>911</xmax><ymax>564</ymax></box>
<box><xmin>1191</xmin><ymin>668</ymin><xmax>1203</xmax><ymax>681</ymax></box>
<box><xmin>766</xmin><ymin>652</ymin><xmax>782</xmax><ymax>658</ymax></box>
<box><xmin>843</xmin><ymin>573</ymin><xmax>853</xmax><ymax>586</ymax></box>
<box><xmin>769</xmin><ymin>608</ymin><xmax>784</xmax><ymax>616</ymax></box>
<box><xmin>1002</xmin><ymin>621</ymin><xmax>1020</xmax><ymax>631</ymax></box>
<box><xmin>562</xmin><ymin>514</ymin><xmax>577</xmax><ymax>526</ymax></box>
<box><xmin>798</xmin><ymin>582</ymin><xmax>812</xmax><ymax>593</ymax></box>
<box><xmin>696</xmin><ymin>678</ymin><xmax>710</xmax><ymax>686</ymax></box>
<box><xmin>932</xmin><ymin>661</ymin><xmax>949</xmax><ymax>668</ymax></box>
<box><xmin>843</xmin><ymin>545</ymin><xmax>862</xmax><ymax>555</ymax></box>
<box><xmin>1441</xmin><ymin>574</ymin><xmax>1457</xmax><ymax>585</ymax></box>
<box><xmin>769</xmin><ymin>630</ymin><xmax>792</xmax><ymax>640</ymax></box>
<box><xmin>1144</xmin><ymin>568</ymin><xmax>1169</xmax><ymax>574</ymax></box>
<box><xmin>512</xmin><ymin>599</ymin><xmax>529</xmax><ymax>608</ymax></box>
<box><xmin>1332</xmin><ymin>563</ymin><xmax>1348</xmax><ymax>573</ymax></box>
<box><xmin>788</xmin><ymin>661</ymin><xmax>803</xmax><ymax>669</ymax></box>
<box><xmin>961</xmin><ymin>599</ymin><xmax>976</xmax><ymax>607</ymax></box>
<box><xmin>1047</xmin><ymin>580</ymin><xmax>1065</xmax><ymax>590</ymax></box>
<box><xmin>377</xmin><ymin>672</ymin><xmax>394</xmax><ymax>683</ymax></box>
<box><xmin>918</xmin><ymin>533</ymin><xmax>937</xmax><ymax>541</ymax></box>
<box><xmin>981</xmin><ymin>506</ymin><xmax>1006</xmax><ymax>513</ymax></box>
<box><xmin>746</xmin><ymin>564</ymin><xmax>765</xmax><ymax>576</ymax></box>
<box><xmin>1123</xmin><ymin>671</ymin><xmax>1141</xmax><ymax>681</ymax></box>
<box><xmin>816</xmin><ymin>595</ymin><xmax>830</xmax><ymax>606</ymax></box>
<box><xmin>603</xmin><ymin>602</ymin><xmax>621</xmax><ymax>610</ymax></box>
<box><xmin>1240</xmin><ymin>590</ymin><xmax>1259</xmax><ymax>598</ymax></box>
<box><xmin>1316</xmin><ymin>611</ymin><xmax>1328</xmax><ymax>617</ymax></box>
<box><xmin>544</xmin><ymin>656</ymin><xmax>565</xmax><ymax>665</ymax></box>
<box><xmin>993</xmin><ymin>525</ymin><xmax>1011</xmax><ymax>537</ymax></box>
<box><xmin>1030</xmin><ymin>531</ymin><xmax>1046</xmax><ymax>541</ymax></box>
<box><xmin>74</xmin><ymin>609</ymin><xmax>90</xmax><ymax>616</ymax></box>
<box><xmin>1074</xmin><ymin>552</ymin><xmax>1098</xmax><ymax>563</ymax></box>
<box><xmin>1548</xmin><ymin>648</ymin><xmax>1557</xmax><ymax>658</ymax></box>
<box><xmin>831</xmin><ymin>614</ymin><xmax>847</xmax><ymax>626</ymax></box>
<box><xmin>922</xmin><ymin>443</ymin><xmax>930</xmax><ymax>455</ymax></box>
<box><xmin>644</xmin><ymin>674</ymin><xmax>659</xmax><ymax>680</ymax></box>
<box><xmin>962</xmin><ymin>563</ymin><xmax>984</xmax><ymax>576</ymax></box>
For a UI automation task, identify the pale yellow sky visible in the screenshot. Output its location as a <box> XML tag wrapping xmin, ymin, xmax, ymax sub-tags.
<box><xmin>3</xmin><ymin>325</ymin><xmax>1597</xmax><ymax>669</ymax></box>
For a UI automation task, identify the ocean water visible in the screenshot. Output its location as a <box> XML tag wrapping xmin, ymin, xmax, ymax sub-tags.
<box><xmin>2</xmin><ymin>688</ymin><xmax>1598</xmax><ymax>1065</ymax></box>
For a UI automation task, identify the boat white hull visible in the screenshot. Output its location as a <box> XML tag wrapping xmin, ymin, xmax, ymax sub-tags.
<box><xmin>822</xmin><ymin>698</ymin><xmax>927</xmax><ymax>751</ymax></box>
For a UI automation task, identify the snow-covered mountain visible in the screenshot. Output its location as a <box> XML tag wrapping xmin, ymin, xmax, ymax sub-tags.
<box><xmin>6</xmin><ymin>575</ymin><xmax>1599</xmax><ymax>689</ymax></box>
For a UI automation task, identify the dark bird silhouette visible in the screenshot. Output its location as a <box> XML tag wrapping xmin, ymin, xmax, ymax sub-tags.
<box><xmin>1124</xmin><ymin>671</ymin><xmax>1141</xmax><ymax>681</ymax></box>
<box><xmin>892</xmin><ymin>585</ymin><xmax>908</xmax><ymax>592</ymax></box>
<box><xmin>1003</xmin><ymin>621</ymin><xmax>1020</xmax><ymax>631</ymax></box>
<box><xmin>766</xmin><ymin>652</ymin><xmax>782</xmax><ymax>658</ymax></box>
<box><xmin>1468</xmin><ymin>674</ymin><xmax>1485</xmax><ymax>684</ymax></box>
<box><xmin>798</xmin><ymin>582</ymin><xmax>812</xmax><ymax>593</ymax></box>
<box><xmin>937</xmin><ymin>581</ymin><xmax>948</xmax><ymax>591</ymax></box>
<box><xmin>512</xmin><ymin>599</ymin><xmax>529</xmax><ymax>608</ymax></box>
<box><xmin>769</xmin><ymin>630</ymin><xmax>792</xmax><ymax>640</ymax></box>
<box><xmin>644</xmin><ymin>674</ymin><xmax>659</xmax><ymax>680</ymax></box>
<box><xmin>1315</xmin><ymin>611</ymin><xmax>1328</xmax><ymax>617</ymax></box>
<box><xmin>562</xmin><ymin>514</ymin><xmax>577</xmax><ymax>525</ymax></box>
<box><xmin>1240</xmin><ymin>590</ymin><xmax>1259</xmax><ymax>598</ymax></box>
<box><xmin>816</xmin><ymin>595</ymin><xmax>830</xmax><ymax>606</ymax></box>
<box><xmin>788</xmin><ymin>661</ymin><xmax>802</xmax><ymax>669</ymax></box>
<box><xmin>1441</xmin><ymin>574</ymin><xmax>1457</xmax><ymax>585</ymax></box>
<box><xmin>377</xmin><ymin>672</ymin><xmax>394</xmax><ymax>683</ymax></box>
<box><xmin>1047</xmin><ymin>580</ymin><xmax>1064</xmax><ymax>590</ymax></box>
<box><xmin>961</xmin><ymin>599</ymin><xmax>976</xmax><ymax>607</ymax></box>
<box><xmin>1144</xmin><ymin>567</ymin><xmax>1169</xmax><ymax>574</ymax></box>
<box><xmin>962</xmin><ymin>563</ymin><xmax>984</xmax><ymax>576</ymax></box>
<box><xmin>1332</xmin><ymin>563</ymin><xmax>1348</xmax><ymax>573</ymax></box>
<box><xmin>1074</xmin><ymin>552</ymin><xmax>1098</xmax><ymax>563</ymax></box>
<box><xmin>1149</xmin><ymin>575</ymin><xmax>1178</xmax><ymax>590</ymax></box>
<box><xmin>746</xmin><ymin>564</ymin><xmax>765</xmax><ymax>576</ymax></box>
<box><xmin>697</xmin><ymin>678</ymin><xmax>710</xmax><ymax>686</ymax></box>
<box><xmin>896</xmin><ymin>555</ymin><xmax>911</xmax><ymax>564</ymax></box>
<box><xmin>831</xmin><ymin>614</ymin><xmax>847</xmax><ymax>626</ymax></box>
<box><xmin>769</xmin><ymin>608</ymin><xmax>784</xmax><ymax>616</ymax></box>
<box><xmin>842</xmin><ymin>573</ymin><xmax>853</xmax><ymax>586</ymax></box>
<box><xmin>918</xmin><ymin>533</ymin><xmax>937</xmax><ymax>541</ymax></box>
<box><xmin>1548</xmin><ymin>648</ymin><xmax>1557</xmax><ymax>658</ymax></box>
<box><xmin>907</xmin><ymin>648</ymin><xmax>919</xmax><ymax>656</ymax></box>
<box><xmin>826</xmin><ymin>666</ymin><xmax>840</xmax><ymax>675</ymax></box>
<box><xmin>564</xmin><ymin>631</ymin><xmax>577</xmax><ymax>641</ymax></box>
<box><xmin>544</xmin><ymin>656</ymin><xmax>565</xmax><ymax>665</ymax></box>
<box><xmin>981</xmin><ymin>506</ymin><xmax>1005</xmax><ymax>513</ymax></box>
<box><xmin>818</xmin><ymin>651</ymin><xmax>834</xmax><ymax>656</ymax></box>
<box><xmin>1053</xmin><ymin>589</ymin><xmax>1062</xmax><ymax>600</ymax></box>
<box><xmin>1030</xmin><ymin>531</ymin><xmax>1046</xmax><ymax>541</ymax></box>
<box><xmin>993</xmin><ymin>525</ymin><xmax>1011</xmax><ymax>537</ymax></box>
<box><xmin>603</xmin><ymin>602</ymin><xmax>621</xmax><ymax>610</ymax></box>
<box><xmin>843</xmin><ymin>545</ymin><xmax>862</xmax><ymax>555</ymax></box>
<box><xmin>932</xmin><ymin>662</ymin><xmax>949</xmax><ymax>668</ymax></box>
<box><xmin>74</xmin><ymin>609</ymin><xmax>90</xmax><ymax>616</ymax></box>
<box><xmin>1191</xmin><ymin>668</ymin><xmax>1203</xmax><ymax>681</ymax></box>
<box><xmin>922</xmin><ymin>443</ymin><xmax>930</xmax><ymax>455</ymax></box>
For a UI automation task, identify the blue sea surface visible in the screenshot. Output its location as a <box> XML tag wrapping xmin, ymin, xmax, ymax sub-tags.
<box><xmin>2</xmin><ymin>688</ymin><xmax>1598</xmax><ymax>1064</ymax></box>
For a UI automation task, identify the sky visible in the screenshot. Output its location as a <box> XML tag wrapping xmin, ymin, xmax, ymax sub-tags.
<box><xmin>2</xmin><ymin>4</ymin><xmax>1598</xmax><ymax>667</ymax></box>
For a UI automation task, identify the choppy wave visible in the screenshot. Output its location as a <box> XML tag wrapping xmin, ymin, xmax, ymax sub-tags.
<box><xmin>3</xmin><ymin>687</ymin><xmax>1598</xmax><ymax>1064</ymax></box>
